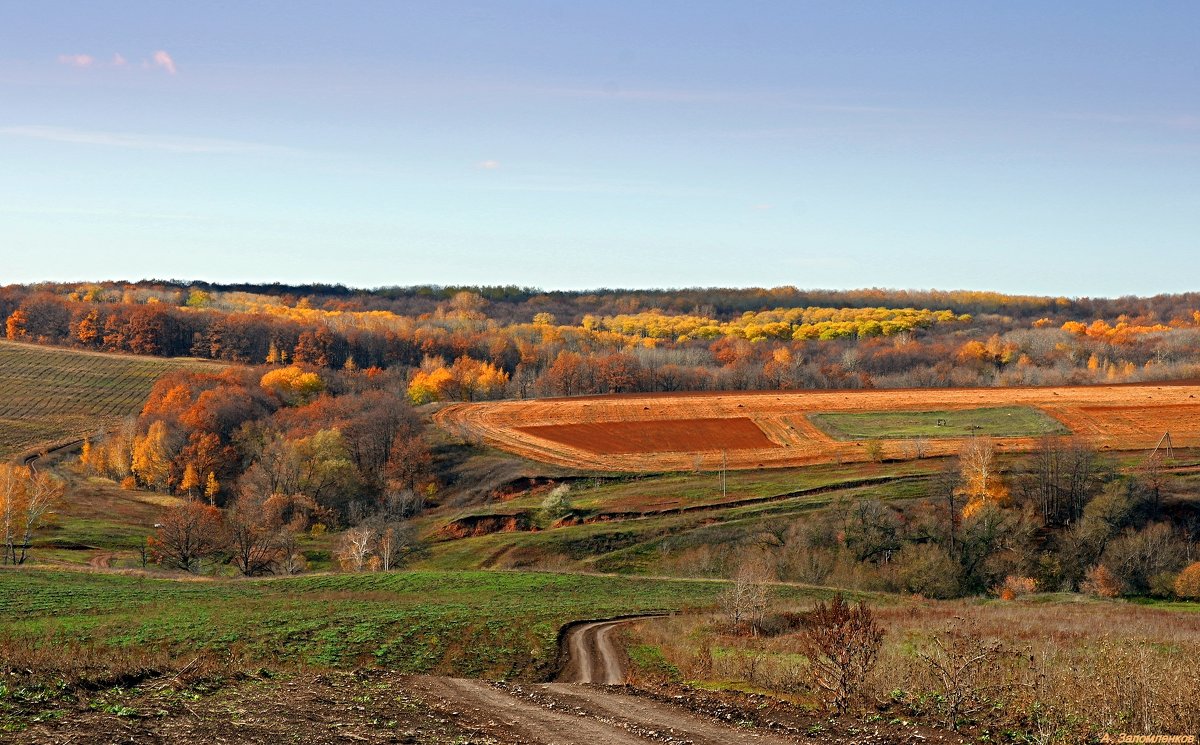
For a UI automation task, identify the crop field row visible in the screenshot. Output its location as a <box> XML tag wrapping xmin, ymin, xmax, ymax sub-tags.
<box><xmin>0</xmin><ymin>341</ymin><xmax>223</xmax><ymax>456</ymax></box>
<box><xmin>436</xmin><ymin>384</ymin><xmax>1200</xmax><ymax>472</ymax></box>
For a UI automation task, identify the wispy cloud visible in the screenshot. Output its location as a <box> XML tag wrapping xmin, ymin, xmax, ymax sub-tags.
<box><xmin>0</xmin><ymin>125</ymin><xmax>294</xmax><ymax>155</ymax></box>
<box><xmin>56</xmin><ymin>50</ymin><xmax>175</xmax><ymax>73</ymax></box>
<box><xmin>476</xmin><ymin>159</ymin><xmax>501</xmax><ymax>170</ymax></box>
<box><xmin>57</xmin><ymin>54</ymin><xmax>95</xmax><ymax>68</ymax></box>
<box><xmin>152</xmin><ymin>50</ymin><xmax>177</xmax><ymax>75</ymax></box>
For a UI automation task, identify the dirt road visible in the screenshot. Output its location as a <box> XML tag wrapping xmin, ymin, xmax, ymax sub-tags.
<box><xmin>556</xmin><ymin>618</ymin><xmax>634</xmax><ymax>685</ymax></box>
<box><xmin>412</xmin><ymin>676</ymin><xmax>801</xmax><ymax>744</ymax></box>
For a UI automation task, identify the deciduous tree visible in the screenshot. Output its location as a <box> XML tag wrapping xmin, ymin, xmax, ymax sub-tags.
<box><xmin>153</xmin><ymin>500</ymin><xmax>226</xmax><ymax>573</ymax></box>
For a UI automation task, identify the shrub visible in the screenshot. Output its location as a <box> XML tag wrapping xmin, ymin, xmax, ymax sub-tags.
<box><xmin>539</xmin><ymin>484</ymin><xmax>573</xmax><ymax>523</ymax></box>
<box><xmin>796</xmin><ymin>594</ymin><xmax>884</xmax><ymax>714</ymax></box>
<box><xmin>896</xmin><ymin>543</ymin><xmax>961</xmax><ymax>599</ymax></box>
<box><xmin>996</xmin><ymin>574</ymin><xmax>1038</xmax><ymax>600</ymax></box>
<box><xmin>1175</xmin><ymin>562</ymin><xmax>1200</xmax><ymax>599</ymax></box>
<box><xmin>1081</xmin><ymin>564</ymin><xmax>1122</xmax><ymax>598</ymax></box>
<box><xmin>916</xmin><ymin>616</ymin><xmax>1023</xmax><ymax>731</ymax></box>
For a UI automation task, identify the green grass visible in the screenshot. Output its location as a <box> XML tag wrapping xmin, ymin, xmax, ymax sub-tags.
<box><xmin>0</xmin><ymin>569</ymin><xmax>818</xmax><ymax>679</ymax></box>
<box><xmin>415</xmin><ymin>473</ymin><xmax>932</xmax><ymax>574</ymax></box>
<box><xmin>0</xmin><ymin>341</ymin><xmax>224</xmax><ymax>456</ymax></box>
<box><xmin>426</xmin><ymin>460</ymin><xmax>944</xmax><ymax>529</ymax></box>
<box><xmin>808</xmin><ymin>405</ymin><xmax>1069</xmax><ymax>440</ymax></box>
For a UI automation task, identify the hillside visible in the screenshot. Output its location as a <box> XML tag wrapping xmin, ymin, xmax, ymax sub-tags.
<box><xmin>0</xmin><ymin>341</ymin><xmax>224</xmax><ymax>457</ymax></box>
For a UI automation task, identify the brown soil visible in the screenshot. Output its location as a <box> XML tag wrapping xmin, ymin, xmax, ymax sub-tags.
<box><xmin>8</xmin><ymin>669</ymin><xmax>959</xmax><ymax>744</ymax></box>
<box><xmin>8</xmin><ymin>670</ymin><xmax>481</xmax><ymax>744</ymax></box>
<box><xmin>435</xmin><ymin>513</ymin><xmax>534</xmax><ymax>540</ymax></box>
<box><xmin>518</xmin><ymin>417</ymin><xmax>779</xmax><ymax>455</ymax></box>
<box><xmin>436</xmin><ymin>384</ymin><xmax>1200</xmax><ymax>472</ymax></box>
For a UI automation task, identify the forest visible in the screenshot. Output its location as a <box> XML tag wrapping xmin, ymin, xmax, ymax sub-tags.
<box><xmin>6</xmin><ymin>281</ymin><xmax>1200</xmax><ymax>402</ymax></box>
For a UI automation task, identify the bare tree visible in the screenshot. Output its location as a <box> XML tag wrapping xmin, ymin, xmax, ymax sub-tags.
<box><xmin>719</xmin><ymin>564</ymin><xmax>771</xmax><ymax>634</ymax></box>
<box><xmin>336</xmin><ymin>526</ymin><xmax>375</xmax><ymax>571</ymax></box>
<box><xmin>153</xmin><ymin>500</ymin><xmax>226</xmax><ymax>573</ymax></box>
<box><xmin>14</xmin><ymin>470</ymin><xmax>64</xmax><ymax>564</ymax></box>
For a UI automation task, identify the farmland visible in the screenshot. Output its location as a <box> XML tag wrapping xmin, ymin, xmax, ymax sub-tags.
<box><xmin>437</xmin><ymin>383</ymin><xmax>1200</xmax><ymax>472</ymax></box>
<box><xmin>0</xmin><ymin>341</ymin><xmax>224</xmax><ymax>457</ymax></box>
<box><xmin>809</xmin><ymin>405</ymin><xmax>1069</xmax><ymax>440</ymax></box>
<box><xmin>0</xmin><ymin>569</ymin><xmax>766</xmax><ymax>678</ymax></box>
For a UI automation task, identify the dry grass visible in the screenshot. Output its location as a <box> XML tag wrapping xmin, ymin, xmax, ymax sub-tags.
<box><xmin>627</xmin><ymin>596</ymin><xmax>1200</xmax><ymax>740</ymax></box>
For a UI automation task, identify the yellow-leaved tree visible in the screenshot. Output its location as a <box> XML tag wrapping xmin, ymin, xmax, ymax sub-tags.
<box><xmin>132</xmin><ymin>420</ymin><xmax>174</xmax><ymax>491</ymax></box>
<box><xmin>956</xmin><ymin>437</ymin><xmax>1009</xmax><ymax>519</ymax></box>
<box><xmin>0</xmin><ymin>464</ymin><xmax>64</xmax><ymax>565</ymax></box>
<box><xmin>260</xmin><ymin>365</ymin><xmax>325</xmax><ymax>405</ymax></box>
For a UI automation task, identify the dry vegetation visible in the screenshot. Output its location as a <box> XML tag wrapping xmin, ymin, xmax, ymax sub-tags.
<box><xmin>628</xmin><ymin>596</ymin><xmax>1200</xmax><ymax>740</ymax></box>
<box><xmin>437</xmin><ymin>383</ymin><xmax>1200</xmax><ymax>472</ymax></box>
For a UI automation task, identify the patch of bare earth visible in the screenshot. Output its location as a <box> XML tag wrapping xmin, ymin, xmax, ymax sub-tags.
<box><xmin>9</xmin><ymin>671</ymin><xmax>483</xmax><ymax>745</ymax></box>
<box><xmin>9</xmin><ymin>669</ymin><xmax>965</xmax><ymax>745</ymax></box>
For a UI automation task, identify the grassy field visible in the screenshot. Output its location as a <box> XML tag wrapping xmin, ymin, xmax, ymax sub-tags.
<box><xmin>0</xmin><ymin>341</ymin><xmax>224</xmax><ymax>456</ymax></box>
<box><xmin>808</xmin><ymin>405</ymin><xmax>1069</xmax><ymax>440</ymax></box>
<box><xmin>0</xmin><ymin>569</ymin><xmax>816</xmax><ymax>680</ymax></box>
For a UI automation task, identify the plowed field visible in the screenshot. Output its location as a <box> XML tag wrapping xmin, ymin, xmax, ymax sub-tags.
<box><xmin>518</xmin><ymin>417</ymin><xmax>777</xmax><ymax>455</ymax></box>
<box><xmin>434</xmin><ymin>384</ymin><xmax>1200</xmax><ymax>472</ymax></box>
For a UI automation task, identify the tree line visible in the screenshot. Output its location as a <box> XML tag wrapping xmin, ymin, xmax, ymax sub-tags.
<box><xmin>8</xmin><ymin>282</ymin><xmax>1200</xmax><ymax>402</ymax></box>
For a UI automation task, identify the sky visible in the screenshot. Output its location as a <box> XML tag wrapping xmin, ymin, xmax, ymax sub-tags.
<box><xmin>0</xmin><ymin>1</ymin><xmax>1197</xmax><ymax>297</ymax></box>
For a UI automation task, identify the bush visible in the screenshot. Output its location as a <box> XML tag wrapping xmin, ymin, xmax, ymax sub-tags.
<box><xmin>540</xmin><ymin>484</ymin><xmax>572</xmax><ymax>523</ymax></box>
<box><xmin>896</xmin><ymin>543</ymin><xmax>961</xmax><ymax>599</ymax></box>
<box><xmin>796</xmin><ymin>594</ymin><xmax>883</xmax><ymax>714</ymax></box>
<box><xmin>916</xmin><ymin>616</ymin><xmax>1023</xmax><ymax>731</ymax></box>
<box><xmin>1175</xmin><ymin>562</ymin><xmax>1200</xmax><ymax>599</ymax></box>
<box><xmin>1081</xmin><ymin>564</ymin><xmax>1122</xmax><ymax>598</ymax></box>
<box><xmin>996</xmin><ymin>574</ymin><xmax>1038</xmax><ymax>600</ymax></box>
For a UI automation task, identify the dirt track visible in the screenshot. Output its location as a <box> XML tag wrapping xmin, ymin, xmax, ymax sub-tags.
<box><xmin>436</xmin><ymin>384</ymin><xmax>1200</xmax><ymax>472</ymax></box>
<box><xmin>411</xmin><ymin>676</ymin><xmax>802</xmax><ymax>744</ymax></box>
<box><xmin>556</xmin><ymin>618</ymin><xmax>634</xmax><ymax>685</ymax></box>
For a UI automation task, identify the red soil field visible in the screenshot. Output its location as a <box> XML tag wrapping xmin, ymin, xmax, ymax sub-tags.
<box><xmin>517</xmin><ymin>417</ymin><xmax>778</xmax><ymax>455</ymax></box>
<box><xmin>434</xmin><ymin>383</ymin><xmax>1200</xmax><ymax>472</ymax></box>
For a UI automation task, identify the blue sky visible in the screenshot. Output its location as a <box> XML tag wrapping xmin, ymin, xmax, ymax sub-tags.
<box><xmin>1</xmin><ymin>1</ymin><xmax>1197</xmax><ymax>296</ymax></box>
